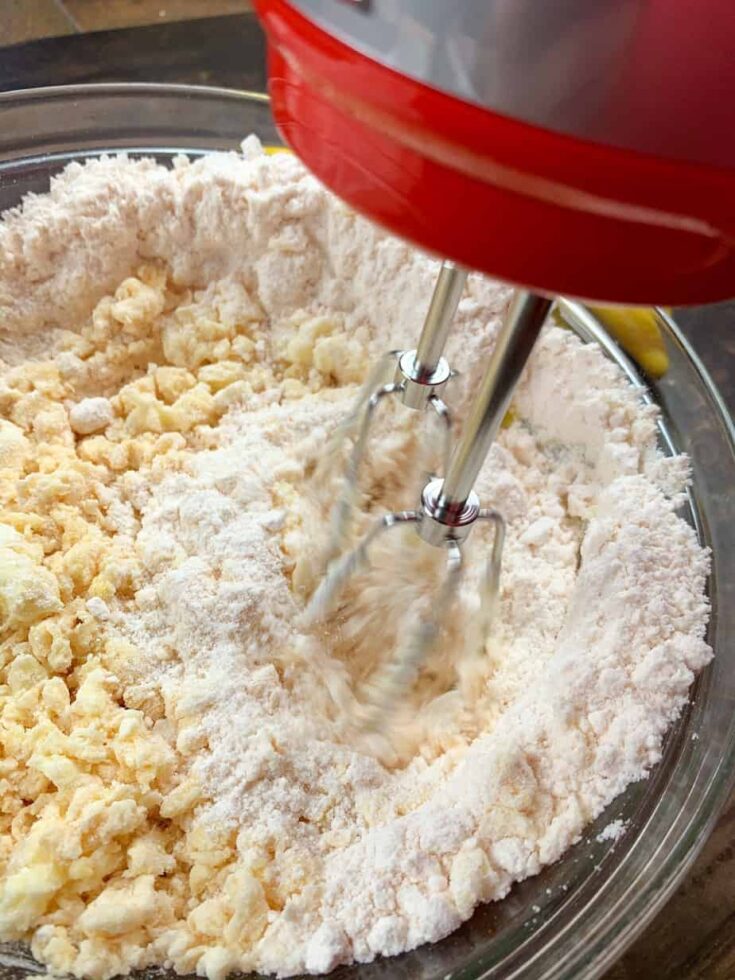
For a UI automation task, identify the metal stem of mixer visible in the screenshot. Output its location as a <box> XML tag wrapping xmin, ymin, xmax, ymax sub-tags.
<box><xmin>396</xmin><ymin>261</ymin><xmax>465</xmax><ymax>409</ymax></box>
<box><xmin>418</xmin><ymin>291</ymin><xmax>552</xmax><ymax>545</ymax></box>
<box><xmin>413</xmin><ymin>262</ymin><xmax>466</xmax><ymax>378</ymax></box>
<box><xmin>442</xmin><ymin>290</ymin><xmax>551</xmax><ymax>508</ymax></box>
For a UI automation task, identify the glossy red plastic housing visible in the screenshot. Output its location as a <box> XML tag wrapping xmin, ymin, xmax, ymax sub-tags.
<box><xmin>255</xmin><ymin>0</ymin><xmax>735</xmax><ymax>305</ymax></box>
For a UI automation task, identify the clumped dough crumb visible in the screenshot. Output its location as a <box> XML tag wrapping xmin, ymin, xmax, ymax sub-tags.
<box><xmin>0</xmin><ymin>145</ymin><xmax>711</xmax><ymax>979</ymax></box>
<box><xmin>69</xmin><ymin>397</ymin><xmax>114</xmax><ymax>436</ymax></box>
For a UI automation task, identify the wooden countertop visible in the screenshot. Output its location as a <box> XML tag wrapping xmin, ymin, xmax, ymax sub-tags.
<box><xmin>1</xmin><ymin>11</ymin><xmax>735</xmax><ymax>979</ymax></box>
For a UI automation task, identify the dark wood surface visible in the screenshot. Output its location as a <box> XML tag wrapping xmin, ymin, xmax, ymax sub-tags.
<box><xmin>1</xmin><ymin>13</ymin><xmax>734</xmax><ymax>979</ymax></box>
<box><xmin>0</xmin><ymin>13</ymin><xmax>266</xmax><ymax>90</ymax></box>
<box><xmin>3</xmin><ymin>0</ymin><xmax>77</xmax><ymax>45</ymax></box>
<box><xmin>62</xmin><ymin>0</ymin><xmax>252</xmax><ymax>32</ymax></box>
<box><xmin>1</xmin><ymin>0</ymin><xmax>253</xmax><ymax>44</ymax></box>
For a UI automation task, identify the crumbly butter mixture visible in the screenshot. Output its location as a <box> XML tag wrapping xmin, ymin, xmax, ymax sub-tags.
<box><xmin>0</xmin><ymin>144</ymin><xmax>711</xmax><ymax>979</ymax></box>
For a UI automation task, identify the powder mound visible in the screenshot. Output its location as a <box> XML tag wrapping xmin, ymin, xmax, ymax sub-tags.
<box><xmin>0</xmin><ymin>142</ymin><xmax>711</xmax><ymax>980</ymax></box>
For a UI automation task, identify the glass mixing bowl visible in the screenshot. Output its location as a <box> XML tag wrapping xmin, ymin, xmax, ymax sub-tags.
<box><xmin>1</xmin><ymin>83</ymin><xmax>734</xmax><ymax>980</ymax></box>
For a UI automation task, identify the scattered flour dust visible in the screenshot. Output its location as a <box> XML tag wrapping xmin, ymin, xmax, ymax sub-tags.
<box><xmin>0</xmin><ymin>138</ymin><xmax>711</xmax><ymax>980</ymax></box>
<box><xmin>596</xmin><ymin>820</ymin><xmax>628</xmax><ymax>844</ymax></box>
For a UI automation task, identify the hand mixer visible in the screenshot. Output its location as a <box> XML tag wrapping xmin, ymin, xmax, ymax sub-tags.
<box><xmin>255</xmin><ymin>0</ymin><xmax>735</xmax><ymax>722</ymax></box>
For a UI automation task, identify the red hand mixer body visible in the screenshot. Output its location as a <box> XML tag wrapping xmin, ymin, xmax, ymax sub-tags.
<box><xmin>254</xmin><ymin>0</ymin><xmax>735</xmax><ymax>305</ymax></box>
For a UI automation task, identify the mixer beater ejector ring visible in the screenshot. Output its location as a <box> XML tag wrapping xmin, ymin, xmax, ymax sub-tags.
<box><xmin>308</xmin><ymin>285</ymin><xmax>552</xmax><ymax>727</ymax></box>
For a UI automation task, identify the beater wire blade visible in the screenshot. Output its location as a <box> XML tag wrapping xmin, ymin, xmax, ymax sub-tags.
<box><xmin>477</xmin><ymin>508</ymin><xmax>506</xmax><ymax>643</ymax></box>
<box><xmin>319</xmin><ymin>350</ymin><xmax>401</xmax><ymax>468</ymax></box>
<box><xmin>358</xmin><ymin>540</ymin><xmax>464</xmax><ymax>730</ymax></box>
<box><xmin>305</xmin><ymin>509</ymin><xmax>420</xmax><ymax>625</ymax></box>
<box><xmin>339</xmin><ymin>350</ymin><xmax>400</xmax><ymax>431</ymax></box>
<box><xmin>326</xmin><ymin>381</ymin><xmax>404</xmax><ymax>559</ymax></box>
<box><xmin>427</xmin><ymin>394</ymin><xmax>453</xmax><ymax>476</ymax></box>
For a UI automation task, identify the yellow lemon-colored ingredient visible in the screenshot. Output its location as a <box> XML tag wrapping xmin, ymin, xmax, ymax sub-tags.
<box><xmin>552</xmin><ymin>304</ymin><xmax>670</xmax><ymax>378</ymax></box>
<box><xmin>589</xmin><ymin>306</ymin><xmax>670</xmax><ymax>378</ymax></box>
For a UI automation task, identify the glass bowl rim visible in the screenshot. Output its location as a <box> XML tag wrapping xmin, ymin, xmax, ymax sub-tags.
<box><xmin>0</xmin><ymin>80</ymin><xmax>271</xmax><ymax>107</ymax></box>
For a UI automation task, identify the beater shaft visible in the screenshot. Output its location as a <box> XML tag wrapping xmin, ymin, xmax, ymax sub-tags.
<box><xmin>414</xmin><ymin>262</ymin><xmax>467</xmax><ymax>377</ymax></box>
<box><xmin>397</xmin><ymin>261</ymin><xmax>465</xmax><ymax>410</ymax></box>
<box><xmin>432</xmin><ymin>291</ymin><xmax>552</xmax><ymax>521</ymax></box>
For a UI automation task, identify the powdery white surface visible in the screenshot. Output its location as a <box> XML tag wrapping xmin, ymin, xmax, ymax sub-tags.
<box><xmin>0</xmin><ymin>144</ymin><xmax>711</xmax><ymax>978</ymax></box>
<box><xmin>118</xmin><ymin>340</ymin><xmax>711</xmax><ymax>978</ymax></box>
<box><xmin>68</xmin><ymin>396</ymin><xmax>114</xmax><ymax>434</ymax></box>
<box><xmin>597</xmin><ymin>820</ymin><xmax>628</xmax><ymax>844</ymax></box>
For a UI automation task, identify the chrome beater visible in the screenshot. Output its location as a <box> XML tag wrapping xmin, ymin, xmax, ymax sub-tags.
<box><xmin>324</xmin><ymin>260</ymin><xmax>466</xmax><ymax>560</ymax></box>
<box><xmin>308</xmin><ymin>284</ymin><xmax>552</xmax><ymax>727</ymax></box>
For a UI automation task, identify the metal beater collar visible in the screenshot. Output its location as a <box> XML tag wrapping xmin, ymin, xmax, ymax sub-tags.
<box><xmin>417</xmin><ymin>477</ymin><xmax>481</xmax><ymax>546</ymax></box>
<box><xmin>396</xmin><ymin>350</ymin><xmax>452</xmax><ymax>410</ymax></box>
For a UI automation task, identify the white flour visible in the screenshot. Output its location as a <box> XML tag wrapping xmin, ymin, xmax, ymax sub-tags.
<box><xmin>116</xmin><ymin>347</ymin><xmax>710</xmax><ymax>976</ymax></box>
<box><xmin>597</xmin><ymin>820</ymin><xmax>627</xmax><ymax>843</ymax></box>
<box><xmin>0</xmin><ymin>143</ymin><xmax>711</xmax><ymax>978</ymax></box>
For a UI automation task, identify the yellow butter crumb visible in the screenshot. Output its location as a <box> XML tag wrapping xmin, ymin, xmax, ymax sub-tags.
<box><xmin>0</xmin><ymin>265</ymin><xmax>316</xmax><ymax>979</ymax></box>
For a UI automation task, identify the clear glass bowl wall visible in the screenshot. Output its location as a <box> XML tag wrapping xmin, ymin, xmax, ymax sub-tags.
<box><xmin>1</xmin><ymin>84</ymin><xmax>734</xmax><ymax>980</ymax></box>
